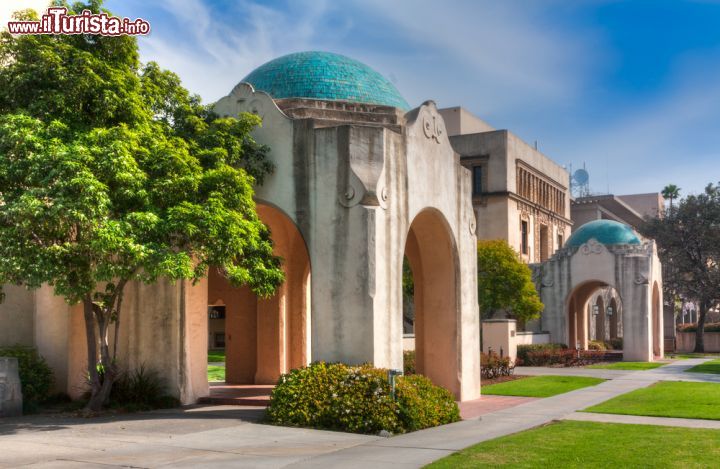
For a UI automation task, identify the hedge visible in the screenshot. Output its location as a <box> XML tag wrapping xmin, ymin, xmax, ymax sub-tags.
<box><xmin>265</xmin><ymin>362</ymin><xmax>460</xmax><ymax>434</ymax></box>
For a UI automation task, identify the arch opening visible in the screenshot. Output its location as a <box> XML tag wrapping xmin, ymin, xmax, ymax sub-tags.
<box><xmin>402</xmin><ymin>209</ymin><xmax>460</xmax><ymax>396</ymax></box>
<box><xmin>207</xmin><ymin>204</ymin><xmax>311</xmax><ymax>384</ymax></box>
<box><xmin>567</xmin><ymin>282</ymin><xmax>623</xmax><ymax>351</ymax></box>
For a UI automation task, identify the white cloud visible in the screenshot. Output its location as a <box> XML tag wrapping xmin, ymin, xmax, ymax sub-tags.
<box><xmin>1</xmin><ymin>0</ymin><xmax>50</xmax><ymax>30</ymax></box>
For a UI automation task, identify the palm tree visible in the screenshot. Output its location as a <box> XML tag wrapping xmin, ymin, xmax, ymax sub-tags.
<box><xmin>662</xmin><ymin>184</ymin><xmax>681</xmax><ymax>214</ymax></box>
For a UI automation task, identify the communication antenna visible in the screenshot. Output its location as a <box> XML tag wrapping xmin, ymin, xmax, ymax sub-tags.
<box><xmin>571</xmin><ymin>163</ymin><xmax>590</xmax><ymax>197</ymax></box>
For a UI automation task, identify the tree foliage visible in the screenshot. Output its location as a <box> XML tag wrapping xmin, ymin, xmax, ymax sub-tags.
<box><xmin>477</xmin><ymin>240</ymin><xmax>543</xmax><ymax>322</ymax></box>
<box><xmin>640</xmin><ymin>183</ymin><xmax>720</xmax><ymax>352</ymax></box>
<box><xmin>0</xmin><ymin>1</ymin><xmax>284</xmax><ymax>410</ymax></box>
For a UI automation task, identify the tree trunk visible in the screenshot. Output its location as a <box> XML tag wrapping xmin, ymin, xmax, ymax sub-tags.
<box><xmin>84</xmin><ymin>301</ymin><xmax>117</xmax><ymax>411</ymax></box>
<box><xmin>693</xmin><ymin>301</ymin><xmax>707</xmax><ymax>353</ymax></box>
<box><xmin>83</xmin><ymin>298</ymin><xmax>100</xmax><ymax>405</ymax></box>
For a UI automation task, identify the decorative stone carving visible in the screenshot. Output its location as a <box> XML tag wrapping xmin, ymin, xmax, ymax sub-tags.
<box><xmin>581</xmin><ymin>239</ymin><xmax>605</xmax><ymax>255</ymax></box>
<box><xmin>422</xmin><ymin>114</ymin><xmax>443</xmax><ymax>143</ymax></box>
<box><xmin>0</xmin><ymin>357</ymin><xmax>22</xmax><ymax>417</ymax></box>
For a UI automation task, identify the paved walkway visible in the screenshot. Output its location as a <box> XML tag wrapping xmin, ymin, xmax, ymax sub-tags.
<box><xmin>0</xmin><ymin>359</ymin><xmax>716</xmax><ymax>468</ymax></box>
<box><xmin>566</xmin><ymin>411</ymin><xmax>720</xmax><ymax>429</ymax></box>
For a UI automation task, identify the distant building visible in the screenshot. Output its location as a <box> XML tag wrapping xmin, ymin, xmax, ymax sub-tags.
<box><xmin>440</xmin><ymin>107</ymin><xmax>572</xmax><ymax>264</ymax></box>
<box><xmin>571</xmin><ymin>193</ymin><xmax>664</xmax><ymax>233</ymax></box>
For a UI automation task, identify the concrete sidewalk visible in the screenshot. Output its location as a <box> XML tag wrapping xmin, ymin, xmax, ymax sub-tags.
<box><xmin>518</xmin><ymin>358</ymin><xmax>720</xmax><ymax>383</ymax></box>
<box><xmin>566</xmin><ymin>411</ymin><xmax>720</xmax><ymax>429</ymax></box>
<box><xmin>0</xmin><ymin>358</ymin><xmax>715</xmax><ymax>468</ymax></box>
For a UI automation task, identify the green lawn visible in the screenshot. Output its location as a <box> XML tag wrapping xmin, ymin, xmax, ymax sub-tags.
<box><xmin>584</xmin><ymin>381</ymin><xmax>720</xmax><ymax>420</ymax></box>
<box><xmin>208</xmin><ymin>349</ymin><xmax>226</xmax><ymax>363</ymax></box>
<box><xmin>427</xmin><ymin>421</ymin><xmax>720</xmax><ymax>468</ymax></box>
<box><xmin>586</xmin><ymin>361</ymin><xmax>664</xmax><ymax>370</ymax></box>
<box><xmin>208</xmin><ymin>365</ymin><xmax>225</xmax><ymax>382</ymax></box>
<box><xmin>687</xmin><ymin>358</ymin><xmax>720</xmax><ymax>374</ymax></box>
<box><xmin>481</xmin><ymin>375</ymin><xmax>605</xmax><ymax>398</ymax></box>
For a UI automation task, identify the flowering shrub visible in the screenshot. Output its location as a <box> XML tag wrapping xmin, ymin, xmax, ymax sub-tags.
<box><xmin>395</xmin><ymin>374</ymin><xmax>460</xmax><ymax>431</ymax></box>
<box><xmin>480</xmin><ymin>352</ymin><xmax>516</xmax><ymax>380</ymax></box>
<box><xmin>265</xmin><ymin>362</ymin><xmax>460</xmax><ymax>434</ymax></box>
<box><xmin>523</xmin><ymin>349</ymin><xmax>605</xmax><ymax>367</ymax></box>
<box><xmin>403</xmin><ymin>350</ymin><xmax>416</xmax><ymax>375</ymax></box>
<box><xmin>516</xmin><ymin>343</ymin><xmax>567</xmax><ymax>363</ymax></box>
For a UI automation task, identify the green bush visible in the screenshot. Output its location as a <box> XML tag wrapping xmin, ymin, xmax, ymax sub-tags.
<box><xmin>0</xmin><ymin>345</ymin><xmax>53</xmax><ymax>412</ymax></box>
<box><xmin>396</xmin><ymin>374</ymin><xmax>460</xmax><ymax>431</ymax></box>
<box><xmin>517</xmin><ymin>343</ymin><xmax>567</xmax><ymax>363</ymax></box>
<box><xmin>403</xmin><ymin>350</ymin><xmax>416</xmax><ymax>375</ymax></box>
<box><xmin>606</xmin><ymin>337</ymin><xmax>623</xmax><ymax>350</ymax></box>
<box><xmin>588</xmin><ymin>340</ymin><xmax>607</xmax><ymax>351</ymax></box>
<box><xmin>266</xmin><ymin>362</ymin><xmax>460</xmax><ymax>434</ymax></box>
<box><xmin>109</xmin><ymin>365</ymin><xmax>180</xmax><ymax>411</ymax></box>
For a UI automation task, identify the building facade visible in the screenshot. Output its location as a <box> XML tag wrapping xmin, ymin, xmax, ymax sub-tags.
<box><xmin>440</xmin><ymin>107</ymin><xmax>573</xmax><ymax>265</ymax></box>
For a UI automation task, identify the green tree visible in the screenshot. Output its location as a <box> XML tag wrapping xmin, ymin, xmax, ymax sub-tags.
<box><xmin>662</xmin><ymin>184</ymin><xmax>681</xmax><ymax>213</ymax></box>
<box><xmin>0</xmin><ymin>2</ymin><xmax>284</xmax><ymax>411</ymax></box>
<box><xmin>477</xmin><ymin>240</ymin><xmax>543</xmax><ymax>322</ymax></box>
<box><xmin>641</xmin><ymin>183</ymin><xmax>720</xmax><ymax>352</ymax></box>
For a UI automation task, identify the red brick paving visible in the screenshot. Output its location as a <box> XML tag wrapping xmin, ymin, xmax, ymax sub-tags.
<box><xmin>458</xmin><ymin>395</ymin><xmax>539</xmax><ymax>420</ymax></box>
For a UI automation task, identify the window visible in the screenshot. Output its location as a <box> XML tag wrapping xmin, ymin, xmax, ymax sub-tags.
<box><xmin>521</xmin><ymin>220</ymin><xmax>529</xmax><ymax>255</ymax></box>
<box><xmin>557</xmin><ymin>234</ymin><xmax>564</xmax><ymax>249</ymax></box>
<box><xmin>472</xmin><ymin>166</ymin><xmax>483</xmax><ymax>195</ymax></box>
<box><xmin>539</xmin><ymin>225</ymin><xmax>549</xmax><ymax>261</ymax></box>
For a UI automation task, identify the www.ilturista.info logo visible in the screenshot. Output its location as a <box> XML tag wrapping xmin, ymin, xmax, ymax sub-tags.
<box><xmin>7</xmin><ymin>7</ymin><xmax>150</xmax><ymax>36</ymax></box>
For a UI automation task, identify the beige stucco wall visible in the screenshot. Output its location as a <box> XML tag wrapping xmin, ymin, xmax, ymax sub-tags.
<box><xmin>0</xmin><ymin>285</ymin><xmax>34</xmax><ymax>347</ymax></box>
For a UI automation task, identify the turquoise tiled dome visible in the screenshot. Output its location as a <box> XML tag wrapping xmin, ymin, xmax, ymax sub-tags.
<box><xmin>241</xmin><ymin>51</ymin><xmax>410</xmax><ymax>110</ymax></box>
<box><xmin>566</xmin><ymin>220</ymin><xmax>641</xmax><ymax>247</ymax></box>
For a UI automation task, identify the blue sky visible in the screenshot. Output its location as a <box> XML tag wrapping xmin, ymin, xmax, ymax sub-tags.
<box><xmin>82</xmin><ymin>1</ymin><xmax>720</xmax><ymax>195</ymax></box>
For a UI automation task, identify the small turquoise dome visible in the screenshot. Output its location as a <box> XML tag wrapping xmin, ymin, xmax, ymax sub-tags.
<box><xmin>566</xmin><ymin>220</ymin><xmax>641</xmax><ymax>247</ymax></box>
<box><xmin>242</xmin><ymin>51</ymin><xmax>410</xmax><ymax>110</ymax></box>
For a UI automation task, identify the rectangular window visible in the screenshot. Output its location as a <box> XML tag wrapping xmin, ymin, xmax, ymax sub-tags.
<box><xmin>539</xmin><ymin>225</ymin><xmax>549</xmax><ymax>261</ymax></box>
<box><xmin>557</xmin><ymin>234</ymin><xmax>564</xmax><ymax>249</ymax></box>
<box><xmin>472</xmin><ymin>166</ymin><xmax>483</xmax><ymax>195</ymax></box>
<box><xmin>521</xmin><ymin>220</ymin><xmax>528</xmax><ymax>255</ymax></box>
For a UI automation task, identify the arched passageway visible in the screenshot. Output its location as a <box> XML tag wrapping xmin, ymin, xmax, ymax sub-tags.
<box><xmin>567</xmin><ymin>282</ymin><xmax>624</xmax><ymax>350</ymax></box>
<box><xmin>207</xmin><ymin>204</ymin><xmax>311</xmax><ymax>384</ymax></box>
<box><xmin>403</xmin><ymin>209</ymin><xmax>460</xmax><ymax>395</ymax></box>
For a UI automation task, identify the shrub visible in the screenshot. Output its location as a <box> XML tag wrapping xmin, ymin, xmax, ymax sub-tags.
<box><xmin>395</xmin><ymin>374</ymin><xmax>460</xmax><ymax>431</ymax></box>
<box><xmin>517</xmin><ymin>343</ymin><xmax>567</xmax><ymax>363</ymax></box>
<box><xmin>480</xmin><ymin>352</ymin><xmax>516</xmax><ymax>380</ymax></box>
<box><xmin>606</xmin><ymin>337</ymin><xmax>623</xmax><ymax>350</ymax></box>
<box><xmin>588</xmin><ymin>340</ymin><xmax>607</xmax><ymax>351</ymax></box>
<box><xmin>523</xmin><ymin>349</ymin><xmax>605</xmax><ymax>367</ymax></box>
<box><xmin>266</xmin><ymin>362</ymin><xmax>459</xmax><ymax>434</ymax></box>
<box><xmin>403</xmin><ymin>350</ymin><xmax>416</xmax><ymax>375</ymax></box>
<box><xmin>0</xmin><ymin>345</ymin><xmax>53</xmax><ymax>412</ymax></box>
<box><xmin>678</xmin><ymin>323</ymin><xmax>720</xmax><ymax>333</ymax></box>
<box><xmin>109</xmin><ymin>365</ymin><xmax>180</xmax><ymax>411</ymax></box>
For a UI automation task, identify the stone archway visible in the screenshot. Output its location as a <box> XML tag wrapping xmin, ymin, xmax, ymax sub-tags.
<box><xmin>207</xmin><ymin>203</ymin><xmax>311</xmax><ymax>384</ymax></box>
<box><xmin>567</xmin><ymin>281</ymin><xmax>611</xmax><ymax>350</ymax></box>
<box><xmin>609</xmin><ymin>297</ymin><xmax>620</xmax><ymax>339</ymax></box>
<box><xmin>403</xmin><ymin>209</ymin><xmax>460</xmax><ymax>396</ymax></box>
